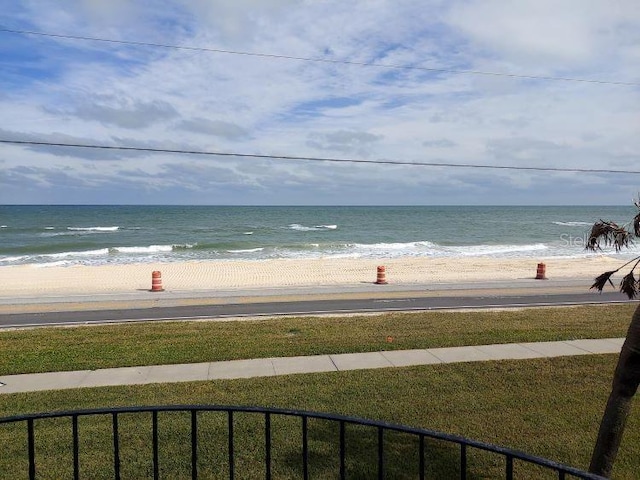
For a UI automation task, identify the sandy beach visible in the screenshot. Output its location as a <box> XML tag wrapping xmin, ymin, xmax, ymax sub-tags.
<box><xmin>0</xmin><ymin>255</ymin><xmax>627</xmax><ymax>298</ymax></box>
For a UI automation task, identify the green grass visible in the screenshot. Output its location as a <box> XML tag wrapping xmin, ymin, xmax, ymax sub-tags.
<box><xmin>0</xmin><ymin>355</ymin><xmax>638</xmax><ymax>479</ymax></box>
<box><xmin>1</xmin><ymin>303</ymin><xmax>638</xmax><ymax>477</ymax></box>
<box><xmin>0</xmin><ymin>303</ymin><xmax>635</xmax><ymax>375</ymax></box>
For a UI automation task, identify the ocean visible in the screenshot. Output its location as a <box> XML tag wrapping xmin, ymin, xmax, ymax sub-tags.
<box><xmin>1</xmin><ymin>205</ymin><xmax>638</xmax><ymax>267</ymax></box>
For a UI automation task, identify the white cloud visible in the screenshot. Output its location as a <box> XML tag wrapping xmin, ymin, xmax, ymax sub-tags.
<box><xmin>1</xmin><ymin>0</ymin><xmax>638</xmax><ymax>204</ymax></box>
<box><xmin>55</xmin><ymin>97</ymin><xmax>179</xmax><ymax>129</ymax></box>
<box><xmin>178</xmin><ymin>118</ymin><xmax>250</xmax><ymax>139</ymax></box>
<box><xmin>446</xmin><ymin>0</ymin><xmax>640</xmax><ymax>72</ymax></box>
<box><xmin>307</xmin><ymin>130</ymin><xmax>382</xmax><ymax>154</ymax></box>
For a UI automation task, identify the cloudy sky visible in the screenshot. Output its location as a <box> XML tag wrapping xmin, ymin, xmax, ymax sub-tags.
<box><xmin>1</xmin><ymin>0</ymin><xmax>639</xmax><ymax>205</ymax></box>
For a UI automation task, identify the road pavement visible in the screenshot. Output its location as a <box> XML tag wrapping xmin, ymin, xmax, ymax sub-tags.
<box><xmin>0</xmin><ymin>278</ymin><xmax>632</xmax><ymax>329</ymax></box>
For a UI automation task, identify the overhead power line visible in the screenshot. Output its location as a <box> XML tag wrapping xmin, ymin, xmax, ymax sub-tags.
<box><xmin>1</xmin><ymin>27</ymin><xmax>638</xmax><ymax>87</ymax></box>
<box><xmin>2</xmin><ymin>139</ymin><xmax>639</xmax><ymax>175</ymax></box>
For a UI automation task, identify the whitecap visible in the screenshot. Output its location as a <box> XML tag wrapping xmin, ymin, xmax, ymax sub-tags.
<box><xmin>447</xmin><ymin>243</ymin><xmax>548</xmax><ymax>257</ymax></box>
<box><xmin>227</xmin><ymin>247</ymin><xmax>264</xmax><ymax>253</ymax></box>
<box><xmin>40</xmin><ymin>231</ymin><xmax>80</xmax><ymax>237</ymax></box>
<box><xmin>31</xmin><ymin>260</ymin><xmax>71</xmax><ymax>268</ymax></box>
<box><xmin>355</xmin><ymin>241</ymin><xmax>425</xmax><ymax>251</ymax></box>
<box><xmin>0</xmin><ymin>255</ymin><xmax>28</xmax><ymax>263</ymax></box>
<box><xmin>172</xmin><ymin>243</ymin><xmax>196</xmax><ymax>250</ymax></box>
<box><xmin>113</xmin><ymin>245</ymin><xmax>173</xmax><ymax>254</ymax></box>
<box><xmin>67</xmin><ymin>226</ymin><xmax>120</xmax><ymax>232</ymax></box>
<box><xmin>343</xmin><ymin>240</ymin><xmax>549</xmax><ymax>259</ymax></box>
<box><xmin>345</xmin><ymin>241</ymin><xmax>440</xmax><ymax>258</ymax></box>
<box><xmin>33</xmin><ymin>260</ymin><xmax>71</xmax><ymax>268</ymax></box>
<box><xmin>46</xmin><ymin>248</ymin><xmax>110</xmax><ymax>258</ymax></box>
<box><xmin>553</xmin><ymin>221</ymin><xmax>592</xmax><ymax>227</ymax></box>
<box><xmin>288</xmin><ymin>224</ymin><xmax>317</xmax><ymax>231</ymax></box>
<box><xmin>289</xmin><ymin>223</ymin><xmax>337</xmax><ymax>232</ymax></box>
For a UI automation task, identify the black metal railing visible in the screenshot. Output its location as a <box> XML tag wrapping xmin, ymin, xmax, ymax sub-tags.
<box><xmin>0</xmin><ymin>405</ymin><xmax>605</xmax><ymax>479</ymax></box>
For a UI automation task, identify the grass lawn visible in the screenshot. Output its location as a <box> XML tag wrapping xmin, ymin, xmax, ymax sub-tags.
<box><xmin>0</xmin><ymin>303</ymin><xmax>635</xmax><ymax>375</ymax></box>
<box><xmin>0</xmin><ymin>355</ymin><xmax>640</xmax><ymax>479</ymax></box>
<box><xmin>0</xmin><ymin>303</ymin><xmax>638</xmax><ymax>478</ymax></box>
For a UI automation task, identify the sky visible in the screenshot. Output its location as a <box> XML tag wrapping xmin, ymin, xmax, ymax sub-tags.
<box><xmin>1</xmin><ymin>0</ymin><xmax>639</xmax><ymax>205</ymax></box>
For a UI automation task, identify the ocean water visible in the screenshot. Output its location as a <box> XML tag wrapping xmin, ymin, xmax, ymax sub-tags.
<box><xmin>1</xmin><ymin>205</ymin><xmax>638</xmax><ymax>267</ymax></box>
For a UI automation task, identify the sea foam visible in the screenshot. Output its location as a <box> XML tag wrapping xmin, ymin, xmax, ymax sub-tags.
<box><xmin>47</xmin><ymin>248</ymin><xmax>110</xmax><ymax>258</ymax></box>
<box><xmin>0</xmin><ymin>255</ymin><xmax>28</xmax><ymax>263</ymax></box>
<box><xmin>227</xmin><ymin>247</ymin><xmax>264</xmax><ymax>253</ymax></box>
<box><xmin>288</xmin><ymin>224</ymin><xmax>337</xmax><ymax>231</ymax></box>
<box><xmin>67</xmin><ymin>226</ymin><xmax>120</xmax><ymax>232</ymax></box>
<box><xmin>552</xmin><ymin>221</ymin><xmax>592</xmax><ymax>227</ymax></box>
<box><xmin>113</xmin><ymin>245</ymin><xmax>173</xmax><ymax>254</ymax></box>
<box><xmin>343</xmin><ymin>240</ymin><xmax>548</xmax><ymax>259</ymax></box>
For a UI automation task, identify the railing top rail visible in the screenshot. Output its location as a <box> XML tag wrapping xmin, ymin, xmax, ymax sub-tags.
<box><xmin>0</xmin><ymin>404</ymin><xmax>605</xmax><ymax>479</ymax></box>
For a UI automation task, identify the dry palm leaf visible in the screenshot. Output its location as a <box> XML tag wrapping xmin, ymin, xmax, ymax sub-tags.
<box><xmin>591</xmin><ymin>270</ymin><xmax>617</xmax><ymax>292</ymax></box>
<box><xmin>586</xmin><ymin>220</ymin><xmax>630</xmax><ymax>251</ymax></box>
<box><xmin>619</xmin><ymin>271</ymin><xmax>638</xmax><ymax>299</ymax></box>
<box><xmin>592</xmin><ymin>257</ymin><xmax>640</xmax><ymax>299</ymax></box>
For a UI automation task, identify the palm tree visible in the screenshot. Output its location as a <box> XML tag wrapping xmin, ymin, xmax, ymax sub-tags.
<box><xmin>587</xmin><ymin>200</ymin><xmax>640</xmax><ymax>477</ymax></box>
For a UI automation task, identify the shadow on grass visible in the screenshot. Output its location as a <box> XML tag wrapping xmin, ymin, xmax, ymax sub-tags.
<box><xmin>0</xmin><ymin>408</ymin><xmax>567</xmax><ymax>479</ymax></box>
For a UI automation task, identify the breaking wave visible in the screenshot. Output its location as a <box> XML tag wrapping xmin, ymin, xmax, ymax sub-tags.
<box><xmin>288</xmin><ymin>224</ymin><xmax>338</xmax><ymax>231</ymax></box>
<box><xmin>67</xmin><ymin>226</ymin><xmax>120</xmax><ymax>232</ymax></box>
<box><xmin>227</xmin><ymin>247</ymin><xmax>265</xmax><ymax>253</ymax></box>
<box><xmin>553</xmin><ymin>221</ymin><xmax>593</xmax><ymax>227</ymax></box>
<box><xmin>113</xmin><ymin>245</ymin><xmax>173</xmax><ymax>254</ymax></box>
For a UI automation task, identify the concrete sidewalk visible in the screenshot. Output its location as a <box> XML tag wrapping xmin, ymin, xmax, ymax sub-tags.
<box><xmin>0</xmin><ymin>338</ymin><xmax>624</xmax><ymax>395</ymax></box>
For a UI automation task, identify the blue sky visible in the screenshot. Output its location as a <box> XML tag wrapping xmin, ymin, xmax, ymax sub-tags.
<box><xmin>1</xmin><ymin>0</ymin><xmax>639</xmax><ymax>205</ymax></box>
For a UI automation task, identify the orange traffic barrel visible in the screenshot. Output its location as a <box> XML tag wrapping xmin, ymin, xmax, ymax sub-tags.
<box><xmin>151</xmin><ymin>270</ymin><xmax>165</xmax><ymax>291</ymax></box>
<box><xmin>535</xmin><ymin>263</ymin><xmax>547</xmax><ymax>280</ymax></box>
<box><xmin>375</xmin><ymin>265</ymin><xmax>388</xmax><ymax>285</ymax></box>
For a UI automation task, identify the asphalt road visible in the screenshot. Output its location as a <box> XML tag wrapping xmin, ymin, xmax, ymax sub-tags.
<box><xmin>0</xmin><ymin>290</ymin><xmax>632</xmax><ymax>329</ymax></box>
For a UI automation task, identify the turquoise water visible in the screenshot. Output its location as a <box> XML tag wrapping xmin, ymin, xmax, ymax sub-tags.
<box><xmin>0</xmin><ymin>205</ymin><xmax>637</xmax><ymax>266</ymax></box>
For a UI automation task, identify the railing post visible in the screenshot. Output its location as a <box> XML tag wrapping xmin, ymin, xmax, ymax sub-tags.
<box><xmin>377</xmin><ymin>426</ymin><xmax>384</xmax><ymax>480</ymax></box>
<box><xmin>460</xmin><ymin>443</ymin><xmax>467</xmax><ymax>480</ymax></box>
<box><xmin>419</xmin><ymin>434</ymin><xmax>425</xmax><ymax>480</ymax></box>
<box><xmin>228</xmin><ymin>410</ymin><xmax>234</xmax><ymax>480</ymax></box>
<box><xmin>27</xmin><ymin>418</ymin><xmax>35</xmax><ymax>480</ymax></box>
<box><xmin>506</xmin><ymin>454</ymin><xmax>513</xmax><ymax>480</ymax></box>
<box><xmin>302</xmin><ymin>416</ymin><xmax>309</xmax><ymax>480</ymax></box>
<box><xmin>339</xmin><ymin>420</ymin><xmax>346</xmax><ymax>479</ymax></box>
<box><xmin>112</xmin><ymin>413</ymin><xmax>121</xmax><ymax>480</ymax></box>
<box><xmin>152</xmin><ymin>411</ymin><xmax>159</xmax><ymax>480</ymax></box>
<box><xmin>72</xmin><ymin>414</ymin><xmax>79</xmax><ymax>480</ymax></box>
<box><xmin>191</xmin><ymin>410</ymin><xmax>198</xmax><ymax>480</ymax></box>
<box><xmin>265</xmin><ymin>412</ymin><xmax>272</xmax><ymax>480</ymax></box>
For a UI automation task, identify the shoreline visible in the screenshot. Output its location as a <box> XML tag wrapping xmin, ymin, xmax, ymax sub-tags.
<box><xmin>0</xmin><ymin>255</ymin><xmax>625</xmax><ymax>298</ymax></box>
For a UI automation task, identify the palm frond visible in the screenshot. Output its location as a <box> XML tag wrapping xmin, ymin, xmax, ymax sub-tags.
<box><xmin>613</xmin><ymin>229</ymin><xmax>631</xmax><ymax>251</ymax></box>
<box><xmin>619</xmin><ymin>271</ymin><xmax>638</xmax><ymax>299</ymax></box>
<box><xmin>586</xmin><ymin>220</ymin><xmax>630</xmax><ymax>252</ymax></box>
<box><xmin>633</xmin><ymin>212</ymin><xmax>640</xmax><ymax>238</ymax></box>
<box><xmin>590</xmin><ymin>270</ymin><xmax>617</xmax><ymax>293</ymax></box>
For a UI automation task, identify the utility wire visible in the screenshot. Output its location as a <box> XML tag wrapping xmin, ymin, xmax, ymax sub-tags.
<box><xmin>1</xmin><ymin>27</ymin><xmax>638</xmax><ymax>87</ymax></box>
<box><xmin>2</xmin><ymin>139</ymin><xmax>639</xmax><ymax>175</ymax></box>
